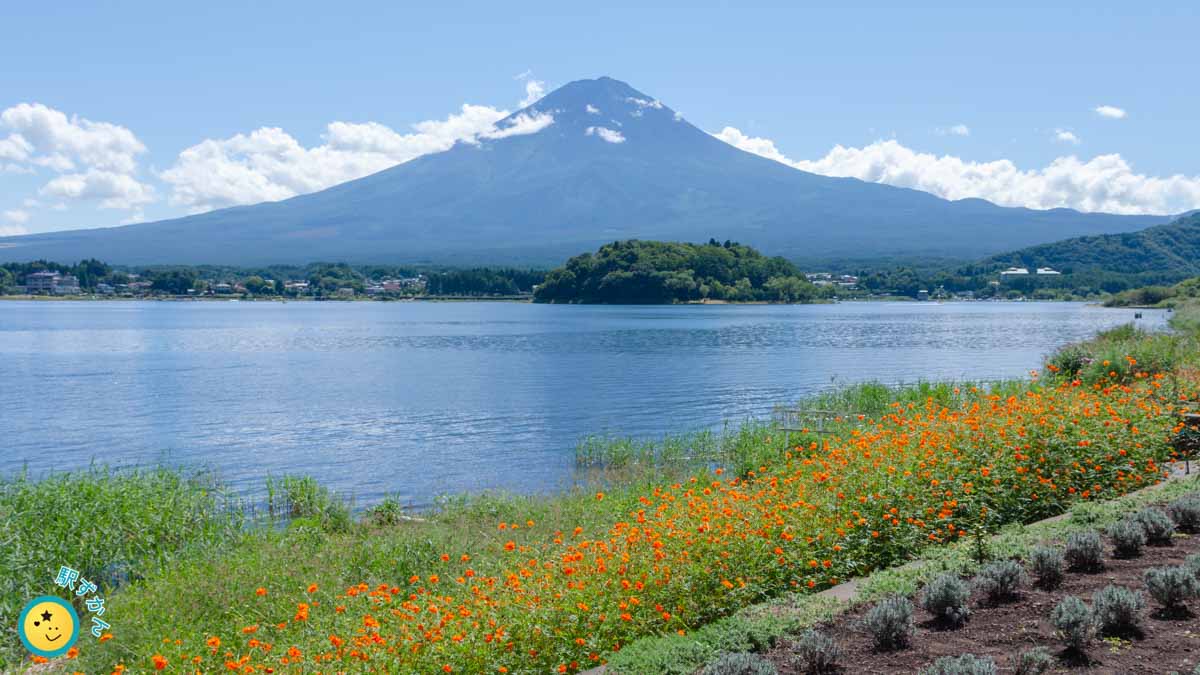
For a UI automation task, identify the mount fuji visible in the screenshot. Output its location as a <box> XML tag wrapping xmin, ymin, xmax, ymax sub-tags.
<box><xmin>0</xmin><ymin>77</ymin><xmax>1167</xmax><ymax>265</ymax></box>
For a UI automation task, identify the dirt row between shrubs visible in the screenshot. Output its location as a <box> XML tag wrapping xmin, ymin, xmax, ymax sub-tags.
<box><xmin>763</xmin><ymin>490</ymin><xmax>1200</xmax><ymax>673</ymax></box>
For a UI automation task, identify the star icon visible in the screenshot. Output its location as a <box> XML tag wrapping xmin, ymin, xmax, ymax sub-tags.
<box><xmin>40</xmin><ymin>610</ymin><xmax>53</xmax><ymax>622</ymax></box>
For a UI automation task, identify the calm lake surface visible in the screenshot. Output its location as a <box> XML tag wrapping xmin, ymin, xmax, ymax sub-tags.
<box><xmin>0</xmin><ymin>301</ymin><xmax>1167</xmax><ymax>508</ymax></box>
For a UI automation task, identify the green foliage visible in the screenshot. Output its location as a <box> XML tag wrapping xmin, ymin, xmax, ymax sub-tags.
<box><xmin>1013</xmin><ymin>646</ymin><xmax>1054</xmax><ymax>675</ymax></box>
<box><xmin>1186</xmin><ymin>553</ymin><xmax>1200</xmax><ymax>580</ymax></box>
<box><xmin>424</xmin><ymin>267</ymin><xmax>544</xmax><ymax>296</ymax></box>
<box><xmin>149</xmin><ymin>267</ymin><xmax>199</xmax><ymax>294</ymax></box>
<box><xmin>1166</xmin><ymin>494</ymin><xmax>1200</xmax><ymax>530</ymax></box>
<box><xmin>1144</xmin><ymin>566</ymin><xmax>1200</xmax><ymax>613</ymax></box>
<box><xmin>920</xmin><ymin>573</ymin><xmax>971</xmax><ymax>625</ymax></box>
<box><xmin>699</xmin><ymin>652</ymin><xmax>779</xmax><ymax>675</ymax></box>
<box><xmin>0</xmin><ymin>467</ymin><xmax>242</xmax><ymax>666</ymax></box>
<box><xmin>265</xmin><ymin>475</ymin><xmax>352</xmax><ymax>533</ymax></box>
<box><xmin>1046</xmin><ymin>324</ymin><xmax>1189</xmax><ymax>386</ymax></box>
<box><xmin>1092</xmin><ymin>585</ymin><xmax>1145</xmax><ymax>636</ymax></box>
<box><xmin>1108</xmin><ymin>519</ymin><xmax>1147</xmax><ymax>558</ymax></box>
<box><xmin>533</xmin><ymin>239</ymin><xmax>823</xmax><ymax>304</ymax></box>
<box><xmin>365</xmin><ymin>494</ymin><xmax>407</xmax><ymax>526</ymax></box>
<box><xmin>609</xmin><ymin>610</ymin><xmax>800</xmax><ymax>675</ymax></box>
<box><xmin>920</xmin><ymin>654</ymin><xmax>998</xmax><ymax>675</ymax></box>
<box><xmin>791</xmin><ymin>629</ymin><xmax>840</xmax><ymax>674</ymax></box>
<box><xmin>1029</xmin><ymin>546</ymin><xmax>1065</xmax><ymax>589</ymax></box>
<box><xmin>973</xmin><ymin>560</ymin><xmax>1025</xmax><ymax>604</ymax></box>
<box><xmin>1063</xmin><ymin>531</ymin><xmax>1105</xmax><ymax>572</ymax></box>
<box><xmin>1051</xmin><ymin>595</ymin><xmax>1094</xmax><ymax>652</ymax></box>
<box><xmin>1105</xmin><ymin>285</ymin><xmax>1178</xmax><ymax>307</ymax></box>
<box><xmin>1133</xmin><ymin>507</ymin><xmax>1176</xmax><ymax>546</ymax></box>
<box><xmin>861</xmin><ymin>596</ymin><xmax>914</xmax><ymax>651</ymax></box>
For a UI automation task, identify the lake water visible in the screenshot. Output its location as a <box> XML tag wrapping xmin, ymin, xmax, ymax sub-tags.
<box><xmin>0</xmin><ymin>301</ymin><xmax>1167</xmax><ymax>508</ymax></box>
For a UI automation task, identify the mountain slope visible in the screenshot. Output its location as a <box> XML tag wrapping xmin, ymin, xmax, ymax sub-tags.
<box><xmin>979</xmin><ymin>211</ymin><xmax>1200</xmax><ymax>277</ymax></box>
<box><xmin>0</xmin><ymin>77</ymin><xmax>1170</xmax><ymax>265</ymax></box>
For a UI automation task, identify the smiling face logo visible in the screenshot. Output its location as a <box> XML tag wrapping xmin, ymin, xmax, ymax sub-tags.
<box><xmin>18</xmin><ymin>596</ymin><xmax>79</xmax><ymax>658</ymax></box>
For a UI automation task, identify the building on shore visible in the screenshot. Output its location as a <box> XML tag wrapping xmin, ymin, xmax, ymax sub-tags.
<box><xmin>24</xmin><ymin>271</ymin><xmax>60</xmax><ymax>293</ymax></box>
<box><xmin>24</xmin><ymin>271</ymin><xmax>82</xmax><ymax>295</ymax></box>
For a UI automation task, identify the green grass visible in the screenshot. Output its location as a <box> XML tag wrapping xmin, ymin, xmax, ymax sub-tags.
<box><xmin>0</xmin><ymin>467</ymin><xmax>243</xmax><ymax>667</ymax></box>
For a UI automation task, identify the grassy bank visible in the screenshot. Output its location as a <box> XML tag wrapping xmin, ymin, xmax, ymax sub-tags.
<box><xmin>3</xmin><ymin>305</ymin><xmax>1198</xmax><ymax>673</ymax></box>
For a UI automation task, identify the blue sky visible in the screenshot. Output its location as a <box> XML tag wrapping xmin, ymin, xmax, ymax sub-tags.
<box><xmin>2</xmin><ymin>1</ymin><xmax>1198</xmax><ymax>235</ymax></box>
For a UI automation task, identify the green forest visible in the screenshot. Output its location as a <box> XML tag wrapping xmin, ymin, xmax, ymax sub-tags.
<box><xmin>532</xmin><ymin>239</ymin><xmax>826</xmax><ymax>304</ymax></box>
<box><xmin>1104</xmin><ymin>274</ymin><xmax>1200</xmax><ymax>307</ymax></box>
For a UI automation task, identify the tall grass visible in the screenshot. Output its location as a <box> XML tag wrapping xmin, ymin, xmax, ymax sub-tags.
<box><xmin>0</xmin><ymin>467</ymin><xmax>242</xmax><ymax>666</ymax></box>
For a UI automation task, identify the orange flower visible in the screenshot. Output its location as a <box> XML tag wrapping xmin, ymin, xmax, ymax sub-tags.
<box><xmin>255</xmin><ymin>587</ymin><xmax>267</xmax><ymax>597</ymax></box>
<box><xmin>306</xmin><ymin>583</ymin><xmax>318</xmax><ymax>593</ymax></box>
<box><xmin>152</xmin><ymin>654</ymin><xmax>168</xmax><ymax>671</ymax></box>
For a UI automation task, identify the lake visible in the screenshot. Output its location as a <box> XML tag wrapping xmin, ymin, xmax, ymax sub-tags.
<box><xmin>0</xmin><ymin>300</ymin><xmax>1167</xmax><ymax>508</ymax></box>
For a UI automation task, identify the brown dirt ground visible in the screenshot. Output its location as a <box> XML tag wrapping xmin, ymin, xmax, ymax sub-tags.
<box><xmin>766</xmin><ymin>523</ymin><xmax>1200</xmax><ymax>674</ymax></box>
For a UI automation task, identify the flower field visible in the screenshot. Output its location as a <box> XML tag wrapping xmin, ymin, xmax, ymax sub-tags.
<box><xmin>88</xmin><ymin>365</ymin><xmax>1196</xmax><ymax>674</ymax></box>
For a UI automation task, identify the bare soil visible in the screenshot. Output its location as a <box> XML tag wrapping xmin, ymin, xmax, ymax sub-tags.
<box><xmin>767</xmin><ymin>524</ymin><xmax>1200</xmax><ymax>674</ymax></box>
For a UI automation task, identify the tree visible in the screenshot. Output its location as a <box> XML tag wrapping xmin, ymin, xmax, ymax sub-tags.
<box><xmin>244</xmin><ymin>276</ymin><xmax>271</xmax><ymax>295</ymax></box>
<box><xmin>533</xmin><ymin>239</ymin><xmax>821</xmax><ymax>305</ymax></box>
<box><xmin>150</xmin><ymin>269</ymin><xmax>197</xmax><ymax>295</ymax></box>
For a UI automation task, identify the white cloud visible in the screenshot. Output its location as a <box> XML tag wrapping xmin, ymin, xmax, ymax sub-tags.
<box><xmin>713</xmin><ymin>127</ymin><xmax>1200</xmax><ymax>215</ymax></box>
<box><xmin>627</xmin><ymin>97</ymin><xmax>664</xmax><ymax>110</ymax></box>
<box><xmin>480</xmin><ymin>112</ymin><xmax>555</xmax><ymax>140</ymax></box>
<box><xmin>22</xmin><ymin>198</ymin><xmax>40</xmax><ymax>208</ymax></box>
<box><xmin>0</xmin><ymin>224</ymin><xmax>29</xmax><ymax>237</ymax></box>
<box><xmin>713</xmin><ymin>127</ymin><xmax>795</xmax><ymax>165</ymax></box>
<box><xmin>1094</xmin><ymin>105</ymin><xmax>1127</xmax><ymax>119</ymax></box>
<box><xmin>586</xmin><ymin>104</ymin><xmax>600</xmax><ymax>115</ymax></box>
<box><xmin>585</xmin><ymin>126</ymin><xmax>626</xmax><ymax>144</ymax></box>
<box><xmin>627</xmin><ymin>97</ymin><xmax>664</xmax><ymax>119</ymax></box>
<box><xmin>0</xmin><ymin>133</ymin><xmax>32</xmax><ymax>162</ymax></box>
<box><xmin>0</xmin><ymin>103</ymin><xmax>146</xmax><ymax>174</ymax></box>
<box><xmin>3</xmin><ymin>209</ymin><xmax>30</xmax><ymax>224</ymax></box>
<box><xmin>161</xmin><ymin>101</ymin><xmax>555</xmax><ymax>213</ymax></box>
<box><xmin>0</xmin><ymin>103</ymin><xmax>155</xmax><ymax>213</ymax></box>
<box><xmin>1054</xmin><ymin>129</ymin><xmax>1081</xmax><ymax>145</ymax></box>
<box><xmin>120</xmin><ymin>210</ymin><xmax>146</xmax><ymax>225</ymax></box>
<box><xmin>519</xmin><ymin>79</ymin><xmax>546</xmax><ymax>108</ymax></box>
<box><xmin>40</xmin><ymin>169</ymin><xmax>156</xmax><ymax>209</ymax></box>
<box><xmin>936</xmin><ymin>124</ymin><xmax>970</xmax><ymax>136</ymax></box>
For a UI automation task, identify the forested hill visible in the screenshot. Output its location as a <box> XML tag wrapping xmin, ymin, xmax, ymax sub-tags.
<box><xmin>532</xmin><ymin>239</ymin><xmax>825</xmax><ymax>304</ymax></box>
<box><xmin>972</xmin><ymin>212</ymin><xmax>1200</xmax><ymax>279</ymax></box>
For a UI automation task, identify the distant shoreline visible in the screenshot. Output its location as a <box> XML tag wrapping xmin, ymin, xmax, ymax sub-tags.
<box><xmin>0</xmin><ymin>294</ymin><xmax>534</xmax><ymax>303</ymax></box>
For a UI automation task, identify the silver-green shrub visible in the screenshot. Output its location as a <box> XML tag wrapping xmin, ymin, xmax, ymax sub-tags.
<box><xmin>861</xmin><ymin>596</ymin><xmax>914</xmax><ymax>651</ymax></box>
